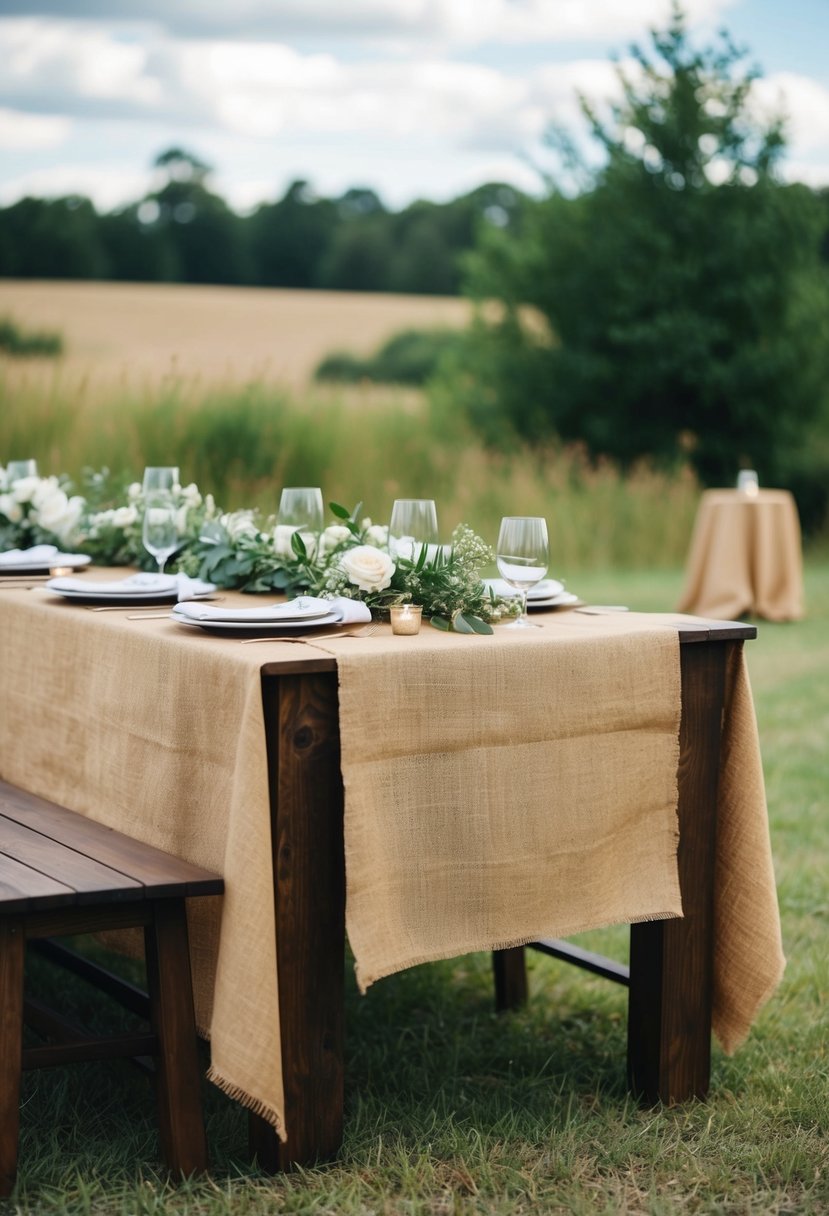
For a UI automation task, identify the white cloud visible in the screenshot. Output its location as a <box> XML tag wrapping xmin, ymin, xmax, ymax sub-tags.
<box><xmin>0</xmin><ymin>105</ymin><xmax>69</xmax><ymax>148</ymax></box>
<box><xmin>0</xmin><ymin>163</ymin><xmax>149</xmax><ymax>209</ymax></box>
<box><xmin>754</xmin><ymin>71</ymin><xmax>829</xmax><ymax>152</ymax></box>
<box><xmin>0</xmin><ymin>0</ymin><xmax>737</xmax><ymax>46</ymax></box>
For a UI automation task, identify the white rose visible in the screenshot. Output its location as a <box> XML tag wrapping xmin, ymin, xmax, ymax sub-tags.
<box><xmin>320</xmin><ymin>524</ymin><xmax>351</xmax><ymax>554</ymax></box>
<box><xmin>0</xmin><ymin>493</ymin><xmax>22</xmax><ymax>523</ymax></box>
<box><xmin>365</xmin><ymin>524</ymin><xmax>388</xmax><ymax>547</ymax></box>
<box><xmin>273</xmin><ymin>523</ymin><xmax>298</xmax><ymax>557</ymax></box>
<box><xmin>127</xmin><ymin>482</ymin><xmax>142</xmax><ymax>502</ymax></box>
<box><xmin>11</xmin><ymin>475</ymin><xmax>40</xmax><ymax>504</ymax></box>
<box><xmin>181</xmin><ymin>482</ymin><xmax>202</xmax><ymax>507</ymax></box>
<box><xmin>340</xmin><ymin>545</ymin><xmax>395</xmax><ymax>592</ymax></box>
<box><xmin>221</xmin><ymin>511</ymin><xmax>258</xmax><ymax>541</ymax></box>
<box><xmin>175</xmin><ymin>505</ymin><xmax>189</xmax><ymax>533</ymax></box>
<box><xmin>30</xmin><ymin>476</ymin><xmax>61</xmax><ymax>510</ymax></box>
<box><xmin>35</xmin><ymin>490</ymin><xmax>84</xmax><ymax>543</ymax></box>
<box><xmin>112</xmin><ymin>506</ymin><xmax>138</xmax><ymax>528</ymax></box>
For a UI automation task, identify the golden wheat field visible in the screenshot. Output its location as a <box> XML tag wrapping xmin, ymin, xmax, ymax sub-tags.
<box><xmin>0</xmin><ymin>279</ymin><xmax>472</xmax><ymax>390</ymax></box>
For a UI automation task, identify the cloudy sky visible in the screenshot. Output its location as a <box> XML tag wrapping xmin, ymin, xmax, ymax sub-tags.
<box><xmin>0</xmin><ymin>0</ymin><xmax>827</xmax><ymax>214</ymax></box>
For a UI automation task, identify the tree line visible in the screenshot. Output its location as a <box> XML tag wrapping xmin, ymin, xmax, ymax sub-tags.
<box><xmin>0</xmin><ymin>152</ymin><xmax>526</xmax><ymax>297</ymax></box>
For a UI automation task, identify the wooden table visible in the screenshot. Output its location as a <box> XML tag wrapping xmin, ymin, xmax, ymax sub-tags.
<box><xmin>248</xmin><ymin>620</ymin><xmax>757</xmax><ymax>1170</ymax></box>
<box><xmin>677</xmin><ymin>489</ymin><xmax>803</xmax><ymax>621</ymax></box>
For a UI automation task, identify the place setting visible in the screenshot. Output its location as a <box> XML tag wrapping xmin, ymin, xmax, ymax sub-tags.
<box><xmin>0</xmin><ymin>544</ymin><xmax>91</xmax><ymax>578</ymax></box>
<box><xmin>170</xmin><ymin>594</ymin><xmax>373</xmax><ymax>639</ymax></box>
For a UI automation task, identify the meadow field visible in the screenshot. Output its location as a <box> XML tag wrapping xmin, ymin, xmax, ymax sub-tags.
<box><xmin>2</xmin><ymin>279</ymin><xmax>828</xmax><ymax>1213</ymax></box>
<box><xmin>0</xmin><ymin>280</ymin><xmax>472</xmax><ymax>390</ymax></box>
<box><xmin>1</xmin><ymin>280</ymin><xmax>704</xmax><ymax>571</ymax></box>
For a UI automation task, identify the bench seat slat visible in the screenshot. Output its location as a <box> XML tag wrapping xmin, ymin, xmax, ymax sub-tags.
<box><xmin>0</xmin><ymin>781</ymin><xmax>223</xmax><ymax>898</ymax></box>
<box><xmin>0</xmin><ymin>853</ymin><xmax>75</xmax><ymax>912</ymax></box>
<box><xmin>0</xmin><ymin>816</ymin><xmax>142</xmax><ymax>904</ymax></box>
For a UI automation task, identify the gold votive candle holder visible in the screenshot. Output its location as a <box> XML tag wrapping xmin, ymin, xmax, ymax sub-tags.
<box><xmin>390</xmin><ymin>604</ymin><xmax>423</xmax><ymax>635</ymax></box>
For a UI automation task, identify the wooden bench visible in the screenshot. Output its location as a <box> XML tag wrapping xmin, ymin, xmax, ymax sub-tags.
<box><xmin>0</xmin><ymin>779</ymin><xmax>224</xmax><ymax>1197</ymax></box>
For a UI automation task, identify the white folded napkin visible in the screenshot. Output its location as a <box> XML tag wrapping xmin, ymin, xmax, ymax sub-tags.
<box><xmin>0</xmin><ymin>544</ymin><xmax>60</xmax><ymax>565</ymax></box>
<box><xmin>173</xmin><ymin>595</ymin><xmax>372</xmax><ymax>625</ymax></box>
<box><xmin>483</xmin><ymin>578</ymin><xmax>565</xmax><ymax>600</ymax></box>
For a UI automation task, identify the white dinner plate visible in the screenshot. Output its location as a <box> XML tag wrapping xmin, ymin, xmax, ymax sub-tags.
<box><xmin>171</xmin><ymin>611</ymin><xmax>342</xmax><ymax>634</ymax></box>
<box><xmin>527</xmin><ymin>591</ymin><xmax>583</xmax><ymax>610</ymax></box>
<box><xmin>0</xmin><ymin>553</ymin><xmax>91</xmax><ymax>574</ymax></box>
<box><xmin>483</xmin><ymin>577</ymin><xmax>565</xmax><ymax>601</ymax></box>
<box><xmin>46</xmin><ymin>573</ymin><xmax>189</xmax><ymax>603</ymax></box>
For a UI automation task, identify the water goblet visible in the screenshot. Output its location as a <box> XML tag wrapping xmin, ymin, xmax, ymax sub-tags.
<box><xmin>142</xmin><ymin>466</ymin><xmax>179</xmax><ymax>496</ymax></box>
<box><xmin>496</xmin><ymin>516</ymin><xmax>549</xmax><ymax>629</ymax></box>
<box><xmin>278</xmin><ymin>487</ymin><xmax>324</xmax><ymax>534</ymax></box>
<box><xmin>142</xmin><ymin>496</ymin><xmax>178</xmax><ymax>575</ymax></box>
<box><xmin>388</xmin><ymin>499</ymin><xmax>438</xmax><ymax>560</ymax></box>
<box><xmin>6</xmin><ymin>459</ymin><xmax>38</xmax><ymax>485</ymax></box>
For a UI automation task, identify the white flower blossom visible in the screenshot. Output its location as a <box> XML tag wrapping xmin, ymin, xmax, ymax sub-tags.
<box><xmin>364</xmin><ymin>524</ymin><xmax>388</xmax><ymax>547</ymax></box>
<box><xmin>111</xmin><ymin>506</ymin><xmax>138</xmax><ymax>528</ymax></box>
<box><xmin>0</xmin><ymin>493</ymin><xmax>22</xmax><ymax>523</ymax></box>
<box><xmin>340</xmin><ymin>545</ymin><xmax>395</xmax><ymax>592</ymax></box>
<box><xmin>127</xmin><ymin>482</ymin><xmax>142</xmax><ymax>502</ymax></box>
<box><xmin>221</xmin><ymin>511</ymin><xmax>259</xmax><ymax>542</ymax></box>
<box><xmin>320</xmin><ymin>524</ymin><xmax>351</xmax><ymax>554</ymax></box>
<box><xmin>10</xmin><ymin>476</ymin><xmax>40</xmax><ymax>504</ymax></box>
<box><xmin>180</xmin><ymin>483</ymin><xmax>202</xmax><ymax>508</ymax></box>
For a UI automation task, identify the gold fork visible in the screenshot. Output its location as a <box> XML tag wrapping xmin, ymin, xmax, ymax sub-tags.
<box><xmin>239</xmin><ymin>624</ymin><xmax>378</xmax><ymax>645</ymax></box>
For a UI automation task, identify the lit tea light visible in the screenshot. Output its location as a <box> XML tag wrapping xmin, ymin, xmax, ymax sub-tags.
<box><xmin>390</xmin><ymin>604</ymin><xmax>423</xmax><ymax>635</ymax></box>
<box><xmin>737</xmin><ymin>470</ymin><xmax>759</xmax><ymax>497</ymax></box>
<box><xmin>49</xmin><ymin>566</ymin><xmax>74</xmax><ymax>576</ymax></box>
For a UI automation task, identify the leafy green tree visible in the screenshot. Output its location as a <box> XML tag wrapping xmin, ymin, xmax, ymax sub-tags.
<box><xmin>458</xmin><ymin>5</ymin><xmax>829</xmax><ymax>488</ymax></box>
<box><xmin>142</xmin><ymin>147</ymin><xmax>250</xmax><ymax>284</ymax></box>
<box><xmin>0</xmin><ymin>196</ymin><xmax>109</xmax><ymax>279</ymax></box>
<box><xmin>247</xmin><ymin>180</ymin><xmax>339</xmax><ymax>288</ymax></box>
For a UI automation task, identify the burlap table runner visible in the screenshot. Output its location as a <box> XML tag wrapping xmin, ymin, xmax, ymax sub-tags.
<box><xmin>330</xmin><ymin>622</ymin><xmax>684</xmax><ymax>991</ymax></box>
<box><xmin>677</xmin><ymin>489</ymin><xmax>803</xmax><ymax>621</ymax></box>
<box><xmin>0</xmin><ymin>585</ymin><xmax>785</xmax><ymax>1140</ymax></box>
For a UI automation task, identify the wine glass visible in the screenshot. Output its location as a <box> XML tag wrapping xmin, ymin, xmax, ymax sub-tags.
<box><xmin>496</xmin><ymin>516</ymin><xmax>549</xmax><ymax>629</ymax></box>
<box><xmin>278</xmin><ymin>487</ymin><xmax>324</xmax><ymax>534</ymax></box>
<box><xmin>141</xmin><ymin>467</ymin><xmax>180</xmax><ymax>576</ymax></box>
<box><xmin>6</xmin><ymin>459</ymin><xmax>38</xmax><ymax>484</ymax></box>
<box><xmin>143</xmin><ymin>498</ymin><xmax>178</xmax><ymax>575</ymax></box>
<box><xmin>389</xmin><ymin>499</ymin><xmax>438</xmax><ymax>560</ymax></box>
<box><xmin>142</xmin><ymin>466</ymin><xmax>179</xmax><ymax>497</ymax></box>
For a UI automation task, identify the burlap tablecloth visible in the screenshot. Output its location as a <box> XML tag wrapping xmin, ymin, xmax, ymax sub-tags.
<box><xmin>677</xmin><ymin>489</ymin><xmax>803</xmax><ymax>621</ymax></box>
<box><xmin>0</xmin><ymin>582</ymin><xmax>784</xmax><ymax>1138</ymax></box>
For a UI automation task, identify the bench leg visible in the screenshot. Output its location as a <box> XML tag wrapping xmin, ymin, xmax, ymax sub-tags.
<box><xmin>0</xmin><ymin>918</ymin><xmax>25</xmax><ymax>1197</ymax></box>
<box><xmin>144</xmin><ymin>900</ymin><xmax>207</xmax><ymax>1177</ymax></box>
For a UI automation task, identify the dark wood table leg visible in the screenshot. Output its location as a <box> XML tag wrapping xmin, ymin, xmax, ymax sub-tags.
<box><xmin>250</xmin><ymin>669</ymin><xmax>345</xmax><ymax>1171</ymax></box>
<box><xmin>493</xmin><ymin>947</ymin><xmax>528</xmax><ymax>1010</ymax></box>
<box><xmin>627</xmin><ymin>640</ymin><xmax>732</xmax><ymax>1103</ymax></box>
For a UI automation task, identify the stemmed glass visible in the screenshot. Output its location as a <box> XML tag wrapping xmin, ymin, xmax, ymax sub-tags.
<box><xmin>142</xmin><ymin>466</ymin><xmax>179</xmax><ymax>576</ymax></box>
<box><xmin>278</xmin><ymin>487</ymin><xmax>324</xmax><ymax>534</ymax></box>
<box><xmin>496</xmin><ymin>516</ymin><xmax>549</xmax><ymax>629</ymax></box>
<box><xmin>6</xmin><ymin>459</ymin><xmax>38</xmax><ymax>484</ymax></box>
<box><xmin>389</xmin><ymin>499</ymin><xmax>438</xmax><ymax>560</ymax></box>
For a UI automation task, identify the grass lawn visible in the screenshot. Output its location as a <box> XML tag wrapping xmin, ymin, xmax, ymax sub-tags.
<box><xmin>8</xmin><ymin>562</ymin><xmax>829</xmax><ymax>1216</ymax></box>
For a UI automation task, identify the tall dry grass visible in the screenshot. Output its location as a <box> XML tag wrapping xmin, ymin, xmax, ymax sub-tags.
<box><xmin>1</xmin><ymin>367</ymin><xmax>700</xmax><ymax>571</ymax></box>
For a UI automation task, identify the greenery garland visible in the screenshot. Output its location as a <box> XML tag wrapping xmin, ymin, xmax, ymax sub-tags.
<box><xmin>1</xmin><ymin>466</ymin><xmax>516</xmax><ymax>632</ymax></box>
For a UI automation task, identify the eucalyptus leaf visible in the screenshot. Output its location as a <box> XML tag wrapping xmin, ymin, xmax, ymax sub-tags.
<box><xmin>430</xmin><ymin>615</ymin><xmax>451</xmax><ymax>631</ymax></box>
<box><xmin>451</xmin><ymin>612</ymin><xmax>475</xmax><ymax>634</ymax></box>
